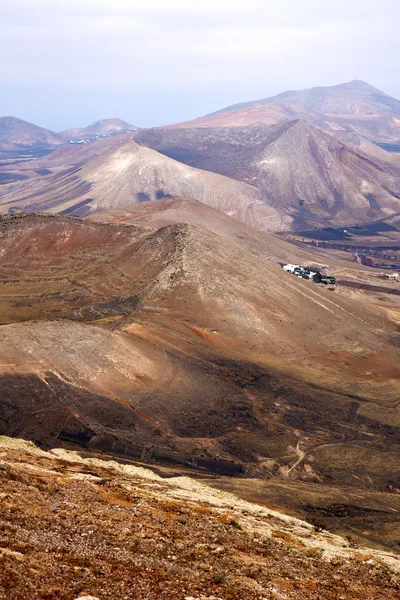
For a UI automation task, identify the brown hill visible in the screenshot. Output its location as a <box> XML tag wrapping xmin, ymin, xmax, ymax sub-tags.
<box><xmin>0</xmin><ymin>136</ymin><xmax>285</xmax><ymax>230</ymax></box>
<box><xmin>59</xmin><ymin>118</ymin><xmax>139</xmax><ymax>141</ymax></box>
<box><xmin>0</xmin><ymin>116</ymin><xmax>64</xmax><ymax>148</ymax></box>
<box><xmin>172</xmin><ymin>80</ymin><xmax>400</xmax><ymax>145</ymax></box>
<box><xmin>135</xmin><ymin>121</ymin><xmax>400</xmax><ymax>230</ymax></box>
<box><xmin>0</xmin><ymin>208</ymin><xmax>400</xmax><ymax>499</ymax></box>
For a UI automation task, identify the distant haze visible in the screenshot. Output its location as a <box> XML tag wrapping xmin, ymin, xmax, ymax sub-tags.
<box><xmin>0</xmin><ymin>0</ymin><xmax>399</xmax><ymax>130</ymax></box>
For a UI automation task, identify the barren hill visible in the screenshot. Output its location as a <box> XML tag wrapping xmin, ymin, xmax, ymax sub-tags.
<box><xmin>0</xmin><ymin>116</ymin><xmax>64</xmax><ymax>149</ymax></box>
<box><xmin>172</xmin><ymin>80</ymin><xmax>400</xmax><ymax>145</ymax></box>
<box><xmin>59</xmin><ymin>118</ymin><xmax>139</xmax><ymax>141</ymax></box>
<box><xmin>0</xmin><ymin>136</ymin><xmax>285</xmax><ymax>230</ymax></box>
<box><xmin>135</xmin><ymin>121</ymin><xmax>400</xmax><ymax>229</ymax></box>
<box><xmin>1</xmin><ymin>204</ymin><xmax>400</xmax><ymax>548</ymax></box>
<box><xmin>1</xmin><ymin>209</ymin><xmax>400</xmax><ymax>496</ymax></box>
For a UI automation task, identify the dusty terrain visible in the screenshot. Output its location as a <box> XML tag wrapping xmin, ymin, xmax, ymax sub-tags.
<box><xmin>0</xmin><ymin>117</ymin><xmax>64</xmax><ymax>153</ymax></box>
<box><xmin>1</xmin><ymin>436</ymin><xmax>400</xmax><ymax>600</ymax></box>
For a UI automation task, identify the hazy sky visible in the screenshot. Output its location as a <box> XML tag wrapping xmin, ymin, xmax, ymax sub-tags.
<box><xmin>0</xmin><ymin>0</ymin><xmax>399</xmax><ymax>130</ymax></box>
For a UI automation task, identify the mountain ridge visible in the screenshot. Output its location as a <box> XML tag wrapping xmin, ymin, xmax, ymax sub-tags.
<box><xmin>170</xmin><ymin>80</ymin><xmax>400</xmax><ymax>144</ymax></box>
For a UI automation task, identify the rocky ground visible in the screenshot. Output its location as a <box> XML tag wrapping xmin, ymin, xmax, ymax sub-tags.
<box><xmin>1</xmin><ymin>436</ymin><xmax>400</xmax><ymax>600</ymax></box>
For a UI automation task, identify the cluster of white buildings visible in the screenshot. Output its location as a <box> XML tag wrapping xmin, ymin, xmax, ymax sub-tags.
<box><xmin>283</xmin><ymin>264</ymin><xmax>317</xmax><ymax>279</ymax></box>
<box><xmin>283</xmin><ymin>264</ymin><xmax>336</xmax><ymax>285</ymax></box>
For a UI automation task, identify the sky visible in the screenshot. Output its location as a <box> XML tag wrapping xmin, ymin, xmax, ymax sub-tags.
<box><xmin>0</xmin><ymin>0</ymin><xmax>399</xmax><ymax>131</ymax></box>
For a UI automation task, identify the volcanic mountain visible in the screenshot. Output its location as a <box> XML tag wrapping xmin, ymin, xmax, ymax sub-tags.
<box><xmin>172</xmin><ymin>80</ymin><xmax>400</xmax><ymax>145</ymax></box>
<box><xmin>135</xmin><ymin>120</ymin><xmax>400</xmax><ymax>229</ymax></box>
<box><xmin>59</xmin><ymin>118</ymin><xmax>139</xmax><ymax>141</ymax></box>
<box><xmin>0</xmin><ymin>116</ymin><xmax>64</xmax><ymax>151</ymax></box>
<box><xmin>0</xmin><ymin>136</ymin><xmax>285</xmax><ymax>230</ymax></box>
<box><xmin>1</xmin><ymin>202</ymin><xmax>400</xmax><ymax>548</ymax></box>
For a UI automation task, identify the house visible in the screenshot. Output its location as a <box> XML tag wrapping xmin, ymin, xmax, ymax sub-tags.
<box><xmin>283</xmin><ymin>264</ymin><xmax>300</xmax><ymax>274</ymax></box>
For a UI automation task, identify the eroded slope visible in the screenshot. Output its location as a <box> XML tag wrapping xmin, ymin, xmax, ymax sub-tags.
<box><xmin>0</xmin><ymin>210</ymin><xmax>400</xmax><ymax>498</ymax></box>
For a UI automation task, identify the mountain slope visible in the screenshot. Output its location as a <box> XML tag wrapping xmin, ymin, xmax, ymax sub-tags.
<box><xmin>0</xmin><ymin>116</ymin><xmax>64</xmax><ymax>148</ymax></box>
<box><xmin>173</xmin><ymin>80</ymin><xmax>400</xmax><ymax>144</ymax></box>
<box><xmin>0</xmin><ymin>211</ymin><xmax>400</xmax><ymax>488</ymax></box>
<box><xmin>135</xmin><ymin>121</ymin><xmax>400</xmax><ymax>229</ymax></box>
<box><xmin>60</xmin><ymin>118</ymin><xmax>139</xmax><ymax>141</ymax></box>
<box><xmin>0</xmin><ymin>136</ymin><xmax>286</xmax><ymax>230</ymax></box>
<box><xmin>1</xmin><ymin>436</ymin><xmax>400</xmax><ymax>599</ymax></box>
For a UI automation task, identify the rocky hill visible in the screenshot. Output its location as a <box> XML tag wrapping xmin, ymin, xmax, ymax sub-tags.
<box><xmin>0</xmin><ymin>207</ymin><xmax>400</xmax><ymax>505</ymax></box>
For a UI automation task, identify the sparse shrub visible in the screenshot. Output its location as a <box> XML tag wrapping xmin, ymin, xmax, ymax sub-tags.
<box><xmin>211</xmin><ymin>571</ymin><xmax>227</xmax><ymax>584</ymax></box>
<box><xmin>244</xmin><ymin>564</ymin><xmax>262</xmax><ymax>579</ymax></box>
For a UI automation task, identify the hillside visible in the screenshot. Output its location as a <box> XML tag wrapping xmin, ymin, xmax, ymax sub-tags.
<box><xmin>0</xmin><ymin>135</ymin><xmax>134</xmax><ymax>185</ymax></box>
<box><xmin>135</xmin><ymin>121</ymin><xmax>400</xmax><ymax>230</ymax></box>
<box><xmin>2</xmin><ymin>437</ymin><xmax>400</xmax><ymax>600</ymax></box>
<box><xmin>59</xmin><ymin>118</ymin><xmax>139</xmax><ymax>141</ymax></box>
<box><xmin>1</xmin><ymin>209</ymin><xmax>400</xmax><ymax>471</ymax></box>
<box><xmin>0</xmin><ymin>136</ymin><xmax>286</xmax><ymax>230</ymax></box>
<box><xmin>172</xmin><ymin>80</ymin><xmax>400</xmax><ymax>145</ymax></box>
<box><xmin>0</xmin><ymin>204</ymin><xmax>400</xmax><ymax>548</ymax></box>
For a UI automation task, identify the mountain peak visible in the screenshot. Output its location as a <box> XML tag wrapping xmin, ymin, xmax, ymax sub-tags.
<box><xmin>333</xmin><ymin>79</ymin><xmax>386</xmax><ymax>93</ymax></box>
<box><xmin>0</xmin><ymin>116</ymin><xmax>64</xmax><ymax>146</ymax></box>
<box><xmin>59</xmin><ymin>118</ymin><xmax>139</xmax><ymax>141</ymax></box>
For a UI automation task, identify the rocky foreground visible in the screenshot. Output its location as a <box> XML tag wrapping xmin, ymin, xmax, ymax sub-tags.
<box><xmin>0</xmin><ymin>437</ymin><xmax>399</xmax><ymax>600</ymax></box>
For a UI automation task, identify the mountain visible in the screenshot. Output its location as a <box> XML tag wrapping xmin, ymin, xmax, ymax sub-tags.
<box><xmin>135</xmin><ymin>120</ymin><xmax>400</xmax><ymax>230</ymax></box>
<box><xmin>0</xmin><ymin>116</ymin><xmax>64</xmax><ymax>149</ymax></box>
<box><xmin>171</xmin><ymin>80</ymin><xmax>400</xmax><ymax>144</ymax></box>
<box><xmin>1</xmin><ymin>206</ymin><xmax>400</xmax><ymax>557</ymax></box>
<box><xmin>3</xmin><ymin>120</ymin><xmax>399</xmax><ymax>233</ymax></box>
<box><xmin>0</xmin><ymin>135</ymin><xmax>286</xmax><ymax>230</ymax></box>
<box><xmin>266</xmin><ymin>80</ymin><xmax>400</xmax><ymax>116</ymax></box>
<box><xmin>59</xmin><ymin>118</ymin><xmax>139</xmax><ymax>141</ymax></box>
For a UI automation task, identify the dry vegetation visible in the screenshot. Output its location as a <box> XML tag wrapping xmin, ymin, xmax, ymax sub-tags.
<box><xmin>1</xmin><ymin>437</ymin><xmax>400</xmax><ymax>600</ymax></box>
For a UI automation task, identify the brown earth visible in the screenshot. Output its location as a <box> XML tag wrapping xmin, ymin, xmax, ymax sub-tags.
<box><xmin>2</xmin><ymin>437</ymin><xmax>400</xmax><ymax>600</ymax></box>
<box><xmin>0</xmin><ymin>205</ymin><xmax>400</xmax><ymax>502</ymax></box>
